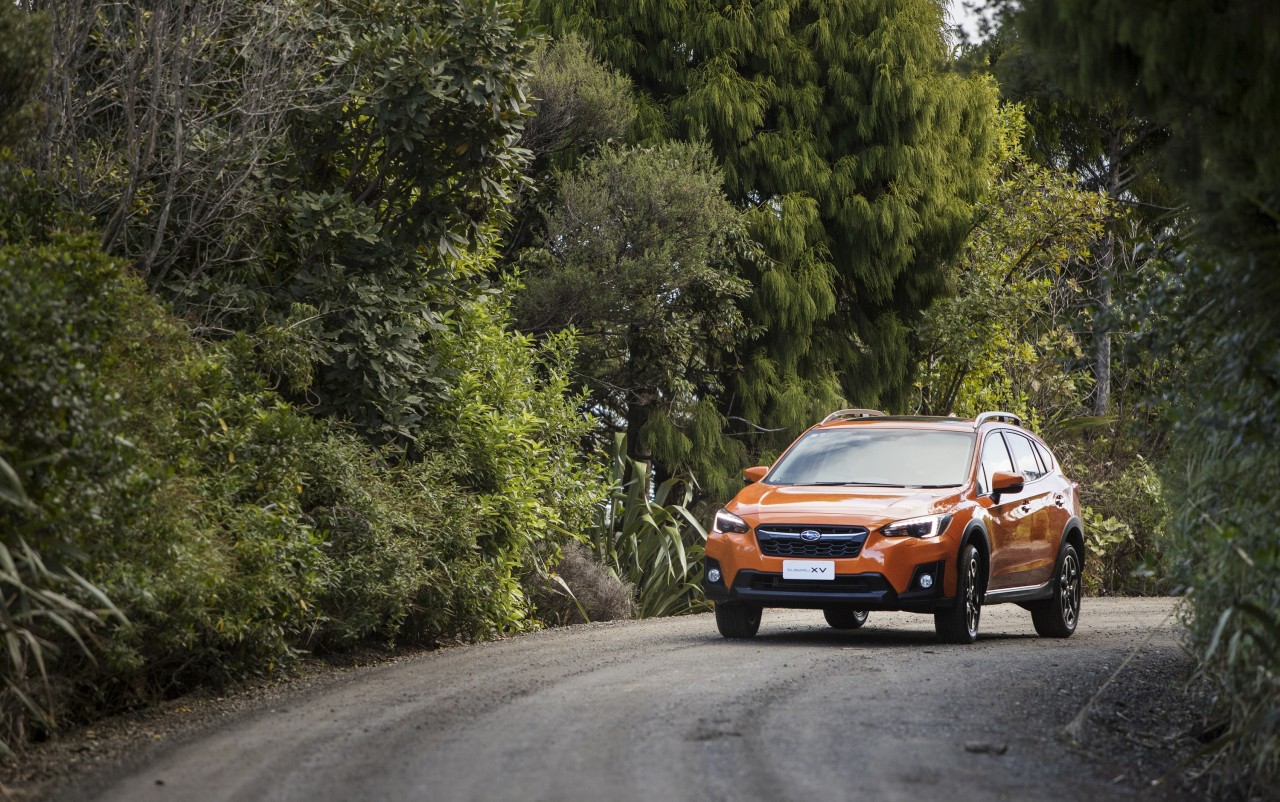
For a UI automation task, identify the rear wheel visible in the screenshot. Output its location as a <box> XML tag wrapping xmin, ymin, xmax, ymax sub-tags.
<box><xmin>823</xmin><ymin>608</ymin><xmax>869</xmax><ymax>629</ymax></box>
<box><xmin>935</xmin><ymin>544</ymin><xmax>982</xmax><ymax>644</ymax></box>
<box><xmin>715</xmin><ymin>601</ymin><xmax>762</xmax><ymax>638</ymax></box>
<box><xmin>1031</xmin><ymin>543</ymin><xmax>1082</xmax><ymax>637</ymax></box>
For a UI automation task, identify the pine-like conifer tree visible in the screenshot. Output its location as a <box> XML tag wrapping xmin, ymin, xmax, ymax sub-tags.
<box><xmin>537</xmin><ymin>0</ymin><xmax>996</xmax><ymax>474</ymax></box>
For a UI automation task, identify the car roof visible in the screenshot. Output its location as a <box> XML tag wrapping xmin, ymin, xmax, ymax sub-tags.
<box><xmin>814</xmin><ymin>415</ymin><xmax>1048</xmax><ymax>439</ymax></box>
<box><xmin>817</xmin><ymin>416</ymin><xmax>977</xmax><ymax>430</ymax></box>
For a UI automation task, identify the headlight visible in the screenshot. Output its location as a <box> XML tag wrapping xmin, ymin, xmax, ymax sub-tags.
<box><xmin>880</xmin><ymin>513</ymin><xmax>953</xmax><ymax>539</ymax></box>
<box><xmin>713</xmin><ymin>508</ymin><xmax>750</xmax><ymax>533</ymax></box>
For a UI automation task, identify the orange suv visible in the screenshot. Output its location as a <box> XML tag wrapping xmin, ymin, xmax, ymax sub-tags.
<box><xmin>703</xmin><ymin>410</ymin><xmax>1083</xmax><ymax>643</ymax></box>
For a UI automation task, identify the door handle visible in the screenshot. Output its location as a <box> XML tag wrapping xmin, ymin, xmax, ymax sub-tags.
<box><xmin>1019</xmin><ymin>502</ymin><xmax>1032</xmax><ymax>513</ymax></box>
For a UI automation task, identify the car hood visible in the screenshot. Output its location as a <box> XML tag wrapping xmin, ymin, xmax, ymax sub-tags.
<box><xmin>728</xmin><ymin>484</ymin><xmax>962</xmax><ymax>528</ymax></box>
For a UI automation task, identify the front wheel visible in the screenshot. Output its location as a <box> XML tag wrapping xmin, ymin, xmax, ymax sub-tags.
<box><xmin>824</xmin><ymin>608</ymin><xmax>869</xmax><ymax>629</ymax></box>
<box><xmin>1030</xmin><ymin>543</ymin><xmax>1082</xmax><ymax>638</ymax></box>
<box><xmin>715</xmin><ymin>601</ymin><xmax>762</xmax><ymax>638</ymax></box>
<box><xmin>935</xmin><ymin>544</ymin><xmax>982</xmax><ymax>644</ymax></box>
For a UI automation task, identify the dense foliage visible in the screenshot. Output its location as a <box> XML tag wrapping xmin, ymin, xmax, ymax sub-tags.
<box><xmin>909</xmin><ymin>103</ymin><xmax>1170</xmax><ymax>593</ymax></box>
<box><xmin>0</xmin><ymin>208</ymin><xmax>604</xmax><ymax>750</ymax></box>
<box><xmin>914</xmin><ymin>105</ymin><xmax>1109</xmax><ymax>424</ymax></box>
<box><xmin>533</xmin><ymin>0</ymin><xmax>998</xmax><ymax>496</ymax></box>
<box><xmin>0</xmin><ymin>0</ymin><xmax>611</xmax><ymax>756</ymax></box>
<box><xmin>10</xmin><ymin>0</ymin><xmax>1264</xmax><ymax>782</ymax></box>
<box><xmin>1017</xmin><ymin>0</ymin><xmax>1280</xmax><ymax>790</ymax></box>
<box><xmin>33</xmin><ymin>0</ymin><xmax>539</xmax><ymax>445</ymax></box>
<box><xmin>515</xmin><ymin>140</ymin><xmax>754</xmax><ymax>483</ymax></box>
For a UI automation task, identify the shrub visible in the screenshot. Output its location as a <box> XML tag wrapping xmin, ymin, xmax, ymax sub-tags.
<box><xmin>1073</xmin><ymin>455</ymin><xmax>1169</xmax><ymax>595</ymax></box>
<box><xmin>1164</xmin><ymin>429</ymin><xmax>1280</xmax><ymax>792</ymax></box>
<box><xmin>420</xmin><ymin>292</ymin><xmax>609</xmax><ymax>629</ymax></box>
<box><xmin>0</xmin><ymin>227</ymin><xmax>610</xmax><ymax>750</ymax></box>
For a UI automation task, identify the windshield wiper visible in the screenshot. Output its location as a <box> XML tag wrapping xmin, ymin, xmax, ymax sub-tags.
<box><xmin>810</xmin><ymin>481</ymin><xmax>903</xmax><ymax>487</ymax></box>
<box><xmin>910</xmin><ymin>484</ymin><xmax>962</xmax><ymax>489</ymax></box>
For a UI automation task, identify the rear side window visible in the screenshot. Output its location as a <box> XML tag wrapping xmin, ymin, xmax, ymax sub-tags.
<box><xmin>979</xmin><ymin>433</ymin><xmax>1015</xmax><ymax>493</ymax></box>
<box><xmin>1034</xmin><ymin>441</ymin><xmax>1055</xmax><ymax>472</ymax></box>
<box><xmin>1006</xmin><ymin>434</ymin><xmax>1046</xmax><ymax>481</ymax></box>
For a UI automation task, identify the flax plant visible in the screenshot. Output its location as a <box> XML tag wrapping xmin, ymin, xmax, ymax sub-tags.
<box><xmin>590</xmin><ymin>436</ymin><xmax>709</xmax><ymax>618</ymax></box>
<box><xmin>0</xmin><ymin>457</ymin><xmax>124</xmax><ymax>757</ymax></box>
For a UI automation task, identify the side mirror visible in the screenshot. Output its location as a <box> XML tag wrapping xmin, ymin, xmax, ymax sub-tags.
<box><xmin>743</xmin><ymin>466</ymin><xmax>769</xmax><ymax>484</ymax></box>
<box><xmin>990</xmin><ymin>470</ymin><xmax>1025</xmax><ymax>500</ymax></box>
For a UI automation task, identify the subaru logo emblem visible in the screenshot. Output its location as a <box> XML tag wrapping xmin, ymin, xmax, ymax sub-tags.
<box><xmin>799</xmin><ymin>529</ymin><xmax>821</xmax><ymax>542</ymax></box>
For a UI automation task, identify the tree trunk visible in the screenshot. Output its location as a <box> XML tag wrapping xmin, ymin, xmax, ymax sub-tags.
<box><xmin>1092</xmin><ymin>245</ymin><xmax>1113</xmax><ymax>417</ymax></box>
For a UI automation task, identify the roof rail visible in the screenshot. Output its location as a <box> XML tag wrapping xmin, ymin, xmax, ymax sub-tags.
<box><xmin>974</xmin><ymin>411</ymin><xmax>1022</xmax><ymax>428</ymax></box>
<box><xmin>820</xmin><ymin>408</ymin><xmax>887</xmax><ymax>424</ymax></box>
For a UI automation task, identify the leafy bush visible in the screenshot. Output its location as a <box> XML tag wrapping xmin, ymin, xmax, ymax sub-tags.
<box><xmin>1164</xmin><ymin>411</ymin><xmax>1280</xmax><ymax>791</ymax></box>
<box><xmin>0</xmin><ymin>0</ymin><xmax>615</xmax><ymax>761</ymax></box>
<box><xmin>0</xmin><ymin>225</ymin><xmax>608</xmax><ymax>750</ymax></box>
<box><xmin>420</xmin><ymin>291</ymin><xmax>609</xmax><ymax>627</ymax></box>
<box><xmin>1164</xmin><ymin>261</ymin><xmax>1280</xmax><ymax>792</ymax></box>
<box><xmin>1072</xmin><ymin>454</ymin><xmax>1169</xmax><ymax>594</ymax></box>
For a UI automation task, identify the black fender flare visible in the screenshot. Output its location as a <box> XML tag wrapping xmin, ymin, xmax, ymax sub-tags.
<box><xmin>1058</xmin><ymin>515</ymin><xmax>1085</xmax><ymax>568</ymax></box>
<box><xmin>959</xmin><ymin>521</ymin><xmax>991</xmax><ymax>593</ymax></box>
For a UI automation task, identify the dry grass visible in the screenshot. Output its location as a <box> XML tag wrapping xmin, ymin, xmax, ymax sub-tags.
<box><xmin>529</xmin><ymin>544</ymin><xmax>634</xmax><ymax>626</ymax></box>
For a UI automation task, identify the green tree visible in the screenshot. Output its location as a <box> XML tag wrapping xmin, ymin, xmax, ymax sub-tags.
<box><xmin>914</xmin><ymin>105</ymin><xmax>1110</xmax><ymax>424</ymax></box>
<box><xmin>503</xmin><ymin>34</ymin><xmax>638</xmax><ymax>261</ymax></box>
<box><xmin>959</xmin><ymin>18</ymin><xmax>1174</xmax><ymax>418</ymax></box>
<box><xmin>515</xmin><ymin>141</ymin><xmax>753</xmax><ymax>482</ymax></box>
<box><xmin>1018</xmin><ymin>0</ymin><xmax>1280</xmax><ymax>788</ymax></box>
<box><xmin>30</xmin><ymin>0</ymin><xmax>539</xmax><ymax>446</ymax></box>
<box><xmin>247</xmin><ymin>0</ymin><xmax>541</xmax><ymax>444</ymax></box>
<box><xmin>520</xmin><ymin>34</ymin><xmax>637</xmax><ymax>175</ymax></box>
<box><xmin>538</xmin><ymin>0</ymin><xmax>998</xmax><ymax>472</ymax></box>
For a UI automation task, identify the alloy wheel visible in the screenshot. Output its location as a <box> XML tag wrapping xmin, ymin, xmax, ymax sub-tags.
<box><xmin>1060</xmin><ymin>551</ymin><xmax>1080</xmax><ymax>628</ymax></box>
<box><xmin>965</xmin><ymin>556</ymin><xmax>980</xmax><ymax>636</ymax></box>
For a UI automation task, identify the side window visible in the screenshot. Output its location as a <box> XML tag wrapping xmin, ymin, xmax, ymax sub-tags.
<box><xmin>979</xmin><ymin>433</ymin><xmax>1015</xmax><ymax>493</ymax></box>
<box><xmin>1006</xmin><ymin>434</ymin><xmax>1045</xmax><ymax>481</ymax></box>
<box><xmin>1034</xmin><ymin>441</ymin><xmax>1055</xmax><ymax>473</ymax></box>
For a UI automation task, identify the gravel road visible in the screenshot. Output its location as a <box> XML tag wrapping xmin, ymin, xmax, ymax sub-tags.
<box><xmin>57</xmin><ymin>597</ymin><xmax>1201</xmax><ymax>802</ymax></box>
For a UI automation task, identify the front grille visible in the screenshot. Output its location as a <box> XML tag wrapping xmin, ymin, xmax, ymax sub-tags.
<box><xmin>746</xmin><ymin>573</ymin><xmax>890</xmax><ymax>594</ymax></box>
<box><xmin>755</xmin><ymin>524</ymin><xmax>868</xmax><ymax>559</ymax></box>
<box><xmin>759</xmin><ymin>540</ymin><xmax>863</xmax><ymax>558</ymax></box>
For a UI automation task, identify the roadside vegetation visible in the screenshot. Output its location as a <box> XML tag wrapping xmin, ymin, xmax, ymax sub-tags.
<box><xmin>0</xmin><ymin>0</ymin><xmax>1275</xmax><ymax>794</ymax></box>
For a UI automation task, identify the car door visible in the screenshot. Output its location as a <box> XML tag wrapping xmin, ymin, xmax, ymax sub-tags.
<box><xmin>1033</xmin><ymin>438</ymin><xmax>1076</xmax><ymax>557</ymax></box>
<box><xmin>978</xmin><ymin>431</ymin><xmax>1035</xmax><ymax>590</ymax></box>
<box><xmin>1003</xmin><ymin>432</ymin><xmax>1057</xmax><ymax>585</ymax></box>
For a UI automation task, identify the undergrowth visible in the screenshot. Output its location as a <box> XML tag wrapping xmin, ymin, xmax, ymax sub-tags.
<box><xmin>0</xmin><ymin>228</ymin><xmax>606</xmax><ymax>754</ymax></box>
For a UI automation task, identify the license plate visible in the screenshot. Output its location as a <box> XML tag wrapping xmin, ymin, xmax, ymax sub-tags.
<box><xmin>782</xmin><ymin>560</ymin><xmax>836</xmax><ymax>580</ymax></box>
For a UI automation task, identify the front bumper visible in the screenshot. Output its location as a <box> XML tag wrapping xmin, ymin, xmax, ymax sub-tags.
<box><xmin>703</xmin><ymin>559</ymin><xmax>952</xmax><ymax>612</ymax></box>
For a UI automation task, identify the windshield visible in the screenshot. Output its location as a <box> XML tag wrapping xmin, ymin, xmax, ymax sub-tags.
<box><xmin>766</xmin><ymin>428</ymin><xmax>975</xmax><ymax>487</ymax></box>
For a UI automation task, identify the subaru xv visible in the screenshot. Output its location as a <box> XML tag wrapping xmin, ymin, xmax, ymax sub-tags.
<box><xmin>703</xmin><ymin>410</ymin><xmax>1084</xmax><ymax>643</ymax></box>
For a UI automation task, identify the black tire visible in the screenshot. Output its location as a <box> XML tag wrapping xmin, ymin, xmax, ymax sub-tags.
<box><xmin>715</xmin><ymin>601</ymin><xmax>762</xmax><ymax>638</ymax></box>
<box><xmin>935</xmin><ymin>544</ymin><xmax>982</xmax><ymax>644</ymax></box>
<box><xmin>1031</xmin><ymin>543</ymin><xmax>1082</xmax><ymax>638</ymax></box>
<box><xmin>823</xmin><ymin>608</ymin><xmax>869</xmax><ymax>629</ymax></box>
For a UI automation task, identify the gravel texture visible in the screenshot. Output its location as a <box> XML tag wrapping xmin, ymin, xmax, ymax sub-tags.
<box><xmin>2</xmin><ymin>597</ymin><xmax>1224</xmax><ymax>801</ymax></box>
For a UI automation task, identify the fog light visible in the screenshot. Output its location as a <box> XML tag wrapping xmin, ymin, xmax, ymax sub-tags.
<box><xmin>707</xmin><ymin>568</ymin><xmax>722</xmax><ymax>584</ymax></box>
<box><xmin>919</xmin><ymin>573</ymin><xmax>934</xmax><ymax>589</ymax></box>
